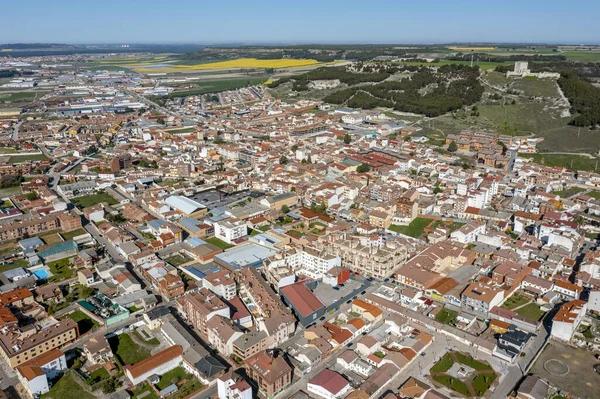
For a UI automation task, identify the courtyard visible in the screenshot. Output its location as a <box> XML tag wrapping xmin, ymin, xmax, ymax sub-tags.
<box><xmin>429</xmin><ymin>351</ymin><xmax>497</xmax><ymax>397</ymax></box>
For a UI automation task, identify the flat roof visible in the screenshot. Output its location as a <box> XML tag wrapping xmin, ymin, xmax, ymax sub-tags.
<box><xmin>214</xmin><ymin>244</ymin><xmax>276</xmax><ymax>270</ymax></box>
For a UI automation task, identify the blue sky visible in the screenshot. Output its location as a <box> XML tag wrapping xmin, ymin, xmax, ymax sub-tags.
<box><xmin>2</xmin><ymin>0</ymin><xmax>598</xmax><ymax>44</ymax></box>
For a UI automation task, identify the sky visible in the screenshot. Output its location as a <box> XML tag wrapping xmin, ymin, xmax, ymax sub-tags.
<box><xmin>2</xmin><ymin>0</ymin><xmax>598</xmax><ymax>45</ymax></box>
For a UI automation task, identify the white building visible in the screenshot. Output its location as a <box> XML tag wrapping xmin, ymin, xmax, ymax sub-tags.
<box><xmin>451</xmin><ymin>220</ymin><xmax>486</xmax><ymax>244</ymax></box>
<box><xmin>217</xmin><ymin>371</ymin><xmax>252</xmax><ymax>399</ymax></box>
<box><xmin>16</xmin><ymin>349</ymin><xmax>67</xmax><ymax>397</ymax></box>
<box><xmin>203</xmin><ymin>270</ymin><xmax>236</xmax><ymax>300</ymax></box>
<box><xmin>551</xmin><ymin>300</ymin><xmax>587</xmax><ymax>341</ymax></box>
<box><xmin>214</xmin><ymin>219</ymin><xmax>247</xmax><ymax>245</ymax></box>
<box><xmin>124</xmin><ymin>345</ymin><xmax>183</xmax><ymax>385</ymax></box>
<box><xmin>588</xmin><ymin>290</ymin><xmax>600</xmax><ymax>313</ymax></box>
<box><xmin>282</xmin><ymin>247</ymin><xmax>341</xmax><ymax>280</ymax></box>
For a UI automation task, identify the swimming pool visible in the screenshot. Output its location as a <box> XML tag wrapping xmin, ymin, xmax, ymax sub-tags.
<box><xmin>33</xmin><ymin>269</ymin><xmax>50</xmax><ymax>280</ymax></box>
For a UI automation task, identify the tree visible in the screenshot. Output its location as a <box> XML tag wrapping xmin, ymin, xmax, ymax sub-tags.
<box><xmin>356</xmin><ymin>163</ymin><xmax>371</xmax><ymax>173</ymax></box>
<box><xmin>291</xmin><ymin>144</ymin><xmax>299</xmax><ymax>152</ymax></box>
<box><xmin>448</xmin><ymin>141</ymin><xmax>458</xmax><ymax>152</ymax></box>
<box><xmin>343</xmin><ymin>134</ymin><xmax>352</xmax><ymax>144</ymax></box>
<box><xmin>281</xmin><ymin>205</ymin><xmax>290</xmax><ymax>215</ymax></box>
<box><xmin>157</xmin><ymin>118</ymin><xmax>166</xmax><ymax>125</ymax></box>
<box><xmin>279</xmin><ymin>155</ymin><xmax>288</xmax><ymax>165</ymax></box>
<box><xmin>301</xmin><ymin>159</ymin><xmax>307</xmax><ymax>164</ymax></box>
<box><xmin>307</xmin><ymin>155</ymin><xmax>312</xmax><ymax>164</ymax></box>
<box><xmin>26</xmin><ymin>191</ymin><xmax>39</xmax><ymax>201</ymax></box>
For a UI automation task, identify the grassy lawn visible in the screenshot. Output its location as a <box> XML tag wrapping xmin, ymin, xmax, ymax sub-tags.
<box><xmin>389</xmin><ymin>217</ymin><xmax>432</xmax><ymax>238</ymax></box>
<box><xmin>430</xmin><ymin>353</ymin><xmax>455</xmax><ymax>373</ymax></box>
<box><xmin>109</xmin><ymin>333</ymin><xmax>151</xmax><ymax>365</ymax></box>
<box><xmin>515</xmin><ymin>303</ymin><xmax>545</xmax><ymax>321</ymax></box>
<box><xmin>0</xmin><ymin>92</ymin><xmax>37</xmax><ymax>102</ymax></box>
<box><xmin>552</xmin><ymin>187</ymin><xmax>585</xmax><ymax>198</ymax></box>
<box><xmin>472</xmin><ymin>373</ymin><xmax>497</xmax><ymax>396</ymax></box>
<box><xmin>0</xmin><ymin>147</ymin><xmax>17</xmax><ymax>154</ymax></box>
<box><xmin>455</xmin><ymin>353</ymin><xmax>493</xmax><ymax>371</ymax></box>
<box><xmin>8</xmin><ymin>153</ymin><xmax>47</xmax><ymax>163</ymax></box>
<box><xmin>87</xmin><ymin>367</ymin><xmax>109</xmax><ymax>384</ymax></box>
<box><xmin>164</xmin><ymin>254</ymin><xmax>193</xmax><ymax>266</ymax></box>
<box><xmin>156</xmin><ymin>367</ymin><xmax>188</xmax><ymax>390</ymax></box>
<box><xmin>520</xmin><ymin>153</ymin><xmax>599</xmax><ymax>172</ymax></box>
<box><xmin>61</xmin><ymin>228</ymin><xmax>87</xmax><ymax>241</ymax></box>
<box><xmin>0</xmin><ymin>259</ymin><xmax>29</xmax><ymax>272</ymax></box>
<box><xmin>63</xmin><ymin>310</ymin><xmax>99</xmax><ymax>335</ymax></box>
<box><xmin>133</xmin><ymin>327</ymin><xmax>160</xmax><ymax>346</ymax></box>
<box><xmin>72</xmin><ymin>191</ymin><xmax>118</xmax><ymax>208</ymax></box>
<box><xmin>435</xmin><ymin>308</ymin><xmax>458</xmax><ymax>325</ymax></box>
<box><xmin>47</xmin><ymin>258</ymin><xmax>74</xmax><ymax>282</ymax></box>
<box><xmin>587</xmin><ymin>190</ymin><xmax>600</xmax><ymax>200</ymax></box>
<box><xmin>205</xmin><ymin>237</ymin><xmax>234</xmax><ymax>250</ymax></box>
<box><xmin>172</xmin><ymin>378</ymin><xmax>204</xmax><ymax>399</ymax></box>
<box><xmin>501</xmin><ymin>294</ymin><xmax>530</xmax><ymax>310</ymax></box>
<box><xmin>41</xmin><ymin>374</ymin><xmax>95</xmax><ymax>399</ymax></box>
<box><xmin>42</xmin><ymin>233</ymin><xmax>64</xmax><ymax>245</ymax></box>
<box><xmin>432</xmin><ymin>374</ymin><xmax>471</xmax><ymax>396</ymax></box>
<box><xmin>131</xmin><ymin>383</ymin><xmax>159</xmax><ymax>399</ymax></box>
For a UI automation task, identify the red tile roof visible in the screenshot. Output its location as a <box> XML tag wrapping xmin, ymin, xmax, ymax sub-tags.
<box><xmin>309</xmin><ymin>369</ymin><xmax>349</xmax><ymax>394</ymax></box>
<box><xmin>124</xmin><ymin>345</ymin><xmax>183</xmax><ymax>378</ymax></box>
<box><xmin>281</xmin><ymin>282</ymin><xmax>324</xmax><ymax>318</ymax></box>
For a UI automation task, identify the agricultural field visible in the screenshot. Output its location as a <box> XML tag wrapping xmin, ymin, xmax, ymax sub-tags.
<box><xmin>520</xmin><ymin>153</ymin><xmax>600</xmax><ymax>172</ymax></box>
<box><xmin>0</xmin><ymin>92</ymin><xmax>38</xmax><ymax>102</ymax></box>
<box><xmin>132</xmin><ymin>58</ymin><xmax>321</xmax><ymax>73</ymax></box>
<box><xmin>395</xmin><ymin>60</ymin><xmax>511</xmax><ymax>70</ymax></box>
<box><xmin>7</xmin><ymin>153</ymin><xmax>47</xmax><ymax>163</ymax></box>
<box><xmin>168</xmin><ymin>77</ymin><xmax>269</xmax><ymax>97</ymax></box>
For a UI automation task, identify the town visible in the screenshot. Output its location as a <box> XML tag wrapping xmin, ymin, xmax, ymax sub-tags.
<box><xmin>1</xmin><ymin>37</ymin><xmax>600</xmax><ymax>399</ymax></box>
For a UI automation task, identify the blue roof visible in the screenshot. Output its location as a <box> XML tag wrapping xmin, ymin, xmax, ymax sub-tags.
<box><xmin>186</xmin><ymin>237</ymin><xmax>207</xmax><ymax>247</ymax></box>
<box><xmin>19</xmin><ymin>237</ymin><xmax>44</xmax><ymax>250</ymax></box>
<box><xmin>38</xmin><ymin>240</ymin><xmax>78</xmax><ymax>259</ymax></box>
<box><xmin>179</xmin><ymin>218</ymin><xmax>201</xmax><ymax>233</ymax></box>
<box><xmin>184</xmin><ymin>266</ymin><xmax>206</xmax><ymax>280</ymax></box>
<box><xmin>148</xmin><ymin>219</ymin><xmax>165</xmax><ymax>231</ymax></box>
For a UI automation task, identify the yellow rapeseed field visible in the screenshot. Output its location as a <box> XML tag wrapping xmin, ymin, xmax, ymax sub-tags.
<box><xmin>448</xmin><ymin>46</ymin><xmax>496</xmax><ymax>51</ymax></box>
<box><xmin>132</xmin><ymin>58</ymin><xmax>320</xmax><ymax>73</ymax></box>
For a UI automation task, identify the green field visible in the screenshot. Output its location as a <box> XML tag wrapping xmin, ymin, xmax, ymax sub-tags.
<box><xmin>205</xmin><ymin>237</ymin><xmax>234</xmax><ymax>250</ymax></box>
<box><xmin>472</xmin><ymin>373</ymin><xmax>497</xmax><ymax>396</ymax></box>
<box><xmin>72</xmin><ymin>191</ymin><xmax>118</xmax><ymax>208</ymax></box>
<box><xmin>454</xmin><ymin>353</ymin><xmax>493</xmax><ymax>371</ymax></box>
<box><xmin>435</xmin><ymin>308</ymin><xmax>459</xmax><ymax>325</ymax></box>
<box><xmin>587</xmin><ymin>190</ymin><xmax>600</xmax><ymax>200</ymax></box>
<box><xmin>164</xmin><ymin>254</ymin><xmax>194</xmax><ymax>266</ymax></box>
<box><xmin>552</xmin><ymin>187</ymin><xmax>585</xmax><ymax>198</ymax></box>
<box><xmin>168</xmin><ymin>77</ymin><xmax>268</xmax><ymax>97</ymax></box>
<box><xmin>0</xmin><ymin>260</ymin><xmax>29</xmax><ymax>273</ymax></box>
<box><xmin>41</xmin><ymin>374</ymin><xmax>95</xmax><ymax>399</ymax></box>
<box><xmin>394</xmin><ymin>60</ymin><xmax>511</xmax><ymax>70</ymax></box>
<box><xmin>501</xmin><ymin>294</ymin><xmax>530</xmax><ymax>310</ymax></box>
<box><xmin>514</xmin><ymin>303</ymin><xmax>545</xmax><ymax>321</ymax></box>
<box><xmin>47</xmin><ymin>257</ymin><xmax>74</xmax><ymax>282</ymax></box>
<box><xmin>0</xmin><ymin>92</ymin><xmax>37</xmax><ymax>102</ymax></box>
<box><xmin>87</xmin><ymin>367</ymin><xmax>109</xmax><ymax>384</ymax></box>
<box><xmin>61</xmin><ymin>228</ymin><xmax>87</xmax><ymax>241</ymax></box>
<box><xmin>110</xmin><ymin>333</ymin><xmax>151</xmax><ymax>365</ymax></box>
<box><xmin>156</xmin><ymin>367</ymin><xmax>188</xmax><ymax>390</ymax></box>
<box><xmin>484</xmin><ymin>71</ymin><xmax>561</xmax><ymax>98</ymax></box>
<box><xmin>430</xmin><ymin>353</ymin><xmax>455</xmax><ymax>373</ymax></box>
<box><xmin>8</xmin><ymin>153</ymin><xmax>47</xmax><ymax>163</ymax></box>
<box><xmin>131</xmin><ymin>384</ymin><xmax>159</xmax><ymax>399</ymax></box>
<box><xmin>389</xmin><ymin>217</ymin><xmax>432</xmax><ymax>238</ymax></box>
<box><xmin>63</xmin><ymin>310</ymin><xmax>98</xmax><ymax>335</ymax></box>
<box><xmin>432</xmin><ymin>374</ymin><xmax>471</xmax><ymax>396</ymax></box>
<box><xmin>520</xmin><ymin>153</ymin><xmax>600</xmax><ymax>172</ymax></box>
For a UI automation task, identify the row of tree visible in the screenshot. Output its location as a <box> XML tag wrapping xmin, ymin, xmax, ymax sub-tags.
<box><xmin>558</xmin><ymin>73</ymin><xmax>600</xmax><ymax>127</ymax></box>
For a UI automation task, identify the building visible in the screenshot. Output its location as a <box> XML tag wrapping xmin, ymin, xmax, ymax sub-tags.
<box><xmin>203</xmin><ymin>270</ymin><xmax>236</xmax><ymax>300</ymax></box>
<box><xmin>16</xmin><ymin>349</ymin><xmax>67</xmax><ymax>397</ymax></box>
<box><xmin>245</xmin><ymin>351</ymin><xmax>292</xmax><ymax>398</ymax></box>
<box><xmin>280</xmin><ymin>282</ymin><xmax>326</xmax><ymax>327</ymax></box>
<box><xmin>214</xmin><ymin>219</ymin><xmax>248</xmax><ymax>245</ymax></box>
<box><xmin>260</xmin><ymin>192</ymin><xmax>298</xmax><ymax>211</ymax></box>
<box><xmin>551</xmin><ymin>300</ymin><xmax>587</xmax><ymax>341</ymax></box>
<box><xmin>217</xmin><ymin>370</ymin><xmax>252</xmax><ymax>399</ymax></box>
<box><xmin>0</xmin><ymin>319</ymin><xmax>78</xmax><ymax>368</ymax></box>
<box><xmin>124</xmin><ymin>345</ymin><xmax>184</xmax><ymax>385</ymax></box>
<box><xmin>307</xmin><ymin>368</ymin><xmax>352</xmax><ymax>399</ymax></box>
<box><xmin>182</xmin><ymin>288</ymin><xmax>230</xmax><ymax>338</ymax></box>
<box><xmin>83</xmin><ymin>333</ymin><xmax>113</xmax><ymax>364</ymax></box>
<box><xmin>461</xmin><ymin>281</ymin><xmax>504</xmax><ymax>316</ymax></box>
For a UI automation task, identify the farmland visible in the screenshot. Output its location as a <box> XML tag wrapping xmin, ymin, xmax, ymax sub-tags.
<box><xmin>169</xmin><ymin>77</ymin><xmax>269</xmax><ymax>97</ymax></box>
<box><xmin>132</xmin><ymin>58</ymin><xmax>321</xmax><ymax>73</ymax></box>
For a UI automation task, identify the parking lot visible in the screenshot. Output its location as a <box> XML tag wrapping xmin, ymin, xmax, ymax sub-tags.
<box><xmin>188</xmin><ymin>189</ymin><xmax>249</xmax><ymax>210</ymax></box>
<box><xmin>530</xmin><ymin>341</ymin><xmax>600</xmax><ymax>399</ymax></box>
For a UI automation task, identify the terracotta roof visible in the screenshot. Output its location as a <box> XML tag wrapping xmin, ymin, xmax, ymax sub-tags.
<box><xmin>17</xmin><ymin>365</ymin><xmax>44</xmax><ymax>381</ymax></box>
<box><xmin>281</xmin><ymin>282</ymin><xmax>324</xmax><ymax>317</ymax></box>
<box><xmin>124</xmin><ymin>345</ymin><xmax>183</xmax><ymax>378</ymax></box>
<box><xmin>308</xmin><ymin>369</ymin><xmax>349</xmax><ymax>395</ymax></box>
<box><xmin>0</xmin><ymin>288</ymin><xmax>33</xmax><ymax>305</ymax></box>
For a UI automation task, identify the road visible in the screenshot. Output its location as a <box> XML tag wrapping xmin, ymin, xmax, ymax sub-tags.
<box><xmin>125</xmin><ymin>89</ymin><xmax>197</xmax><ymax>123</ymax></box>
<box><xmin>11</xmin><ymin>122</ymin><xmax>21</xmax><ymax>141</ymax></box>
